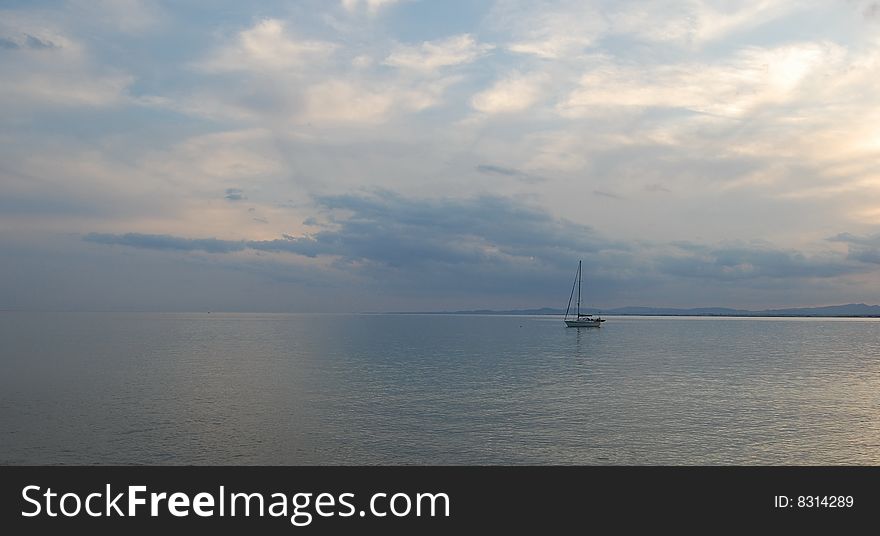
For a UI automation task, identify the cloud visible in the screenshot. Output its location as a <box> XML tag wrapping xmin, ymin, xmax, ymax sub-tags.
<box><xmin>0</xmin><ymin>34</ymin><xmax>58</xmax><ymax>50</ymax></box>
<box><xmin>606</xmin><ymin>0</ymin><xmax>802</xmax><ymax>46</ymax></box>
<box><xmin>225</xmin><ymin>188</ymin><xmax>246</xmax><ymax>201</ymax></box>
<box><xmin>83</xmin><ymin>191</ymin><xmax>870</xmax><ymax>305</ymax></box>
<box><xmin>84</xmin><ymin>232</ymin><xmax>334</xmax><ymax>257</ymax></box>
<box><xmin>475</xmin><ymin>164</ymin><xmax>545</xmax><ymax>183</ymax></box>
<box><xmin>310</xmin><ymin>191</ymin><xmax>622</xmax><ymax>269</ymax></box>
<box><xmin>645</xmin><ymin>183</ymin><xmax>671</xmax><ymax>193</ymax></box>
<box><xmin>828</xmin><ymin>232</ymin><xmax>880</xmax><ymax>264</ymax></box>
<box><xmin>384</xmin><ymin>34</ymin><xmax>493</xmax><ymax>72</ymax></box>
<box><xmin>475</xmin><ymin>164</ymin><xmax>518</xmax><ymax>176</ymax></box>
<box><xmin>25</xmin><ymin>34</ymin><xmax>58</xmax><ymax>49</ymax></box>
<box><xmin>85</xmin><ymin>233</ymin><xmax>247</xmax><ymax>254</ymax></box>
<box><xmin>66</xmin><ymin>0</ymin><xmax>165</xmax><ymax>33</ymax></box>
<box><xmin>183</xmin><ymin>18</ymin><xmax>462</xmax><ymax>124</ymax></box>
<box><xmin>199</xmin><ymin>19</ymin><xmax>336</xmax><ymax>74</ymax></box>
<box><xmin>492</xmin><ymin>0</ymin><xmax>604</xmax><ymax>59</ymax></box>
<box><xmin>75</xmin><ymin>191</ymin><xmax>638</xmax><ymax>304</ymax></box>
<box><xmin>593</xmin><ymin>190</ymin><xmax>623</xmax><ymax>200</ymax></box>
<box><xmin>7</xmin><ymin>0</ymin><xmax>880</xmax><ymax>311</ymax></box>
<box><xmin>4</xmin><ymin>72</ymin><xmax>134</xmax><ymax>108</ymax></box>
<box><xmin>493</xmin><ymin>0</ymin><xmax>803</xmax><ymax>57</ymax></box>
<box><xmin>0</xmin><ymin>23</ymin><xmax>133</xmax><ymax>109</ymax></box>
<box><xmin>557</xmin><ymin>41</ymin><xmax>845</xmax><ymax>119</ymax></box>
<box><xmin>84</xmin><ymin>191</ymin><xmax>625</xmax><ymax>269</ymax></box>
<box><xmin>656</xmin><ymin>242</ymin><xmax>860</xmax><ymax>280</ymax></box>
<box><xmin>471</xmin><ymin>71</ymin><xmax>547</xmax><ymax>114</ymax></box>
<box><xmin>146</xmin><ymin>129</ymin><xmax>284</xmax><ymax>183</ymax></box>
<box><xmin>341</xmin><ymin>0</ymin><xmax>403</xmax><ymax>15</ymax></box>
<box><xmin>297</xmin><ymin>75</ymin><xmax>458</xmax><ymax>123</ymax></box>
<box><xmin>302</xmin><ymin>80</ymin><xmax>395</xmax><ymax>123</ymax></box>
<box><xmin>829</xmin><ymin>232</ymin><xmax>880</xmax><ymax>247</ymax></box>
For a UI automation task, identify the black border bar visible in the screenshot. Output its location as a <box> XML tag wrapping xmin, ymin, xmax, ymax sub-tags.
<box><xmin>2</xmin><ymin>466</ymin><xmax>877</xmax><ymax>533</ymax></box>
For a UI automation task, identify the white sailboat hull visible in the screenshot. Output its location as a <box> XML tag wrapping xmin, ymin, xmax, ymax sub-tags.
<box><xmin>564</xmin><ymin>318</ymin><xmax>604</xmax><ymax>327</ymax></box>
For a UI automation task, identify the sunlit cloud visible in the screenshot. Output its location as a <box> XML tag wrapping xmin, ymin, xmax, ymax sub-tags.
<box><xmin>341</xmin><ymin>0</ymin><xmax>405</xmax><ymax>15</ymax></box>
<box><xmin>557</xmin><ymin>42</ymin><xmax>846</xmax><ymax>119</ymax></box>
<box><xmin>471</xmin><ymin>71</ymin><xmax>547</xmax><ymax>114</ymax></box>
<box><xmin>199</xmin><ymin>19</ymin><xmax>337</xmax><ymax>74</ymax></box>
<box><xmin>385</xmin><ymin>34</ymin><xmax>493</xmax><ymax>73</ymax></box>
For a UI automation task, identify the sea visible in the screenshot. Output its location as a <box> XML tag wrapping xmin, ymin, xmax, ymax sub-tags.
<box><xmin>2</xmin><ymin>312</ymin><xmax>879</xmax><ymax>465</ymax></box>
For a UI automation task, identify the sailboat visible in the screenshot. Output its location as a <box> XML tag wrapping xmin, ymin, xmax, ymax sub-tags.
<box><xmin>564</xmin><ymin>260</ymin><xmax>605</xmax><ymax>327</ymax></box>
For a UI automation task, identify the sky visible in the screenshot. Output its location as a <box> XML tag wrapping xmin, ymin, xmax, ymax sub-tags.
<box><xmin>3</xmin><ymin>0</ymin><xmax>880</xmax><ymax>312</ymax></box>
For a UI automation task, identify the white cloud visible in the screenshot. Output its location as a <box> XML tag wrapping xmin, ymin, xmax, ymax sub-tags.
<box><xmin>352</xmin><ymin>54</ymin><xmax>374</xmax><ymax>68</ymax></box>
<box><xmin>147</xmin><ymin>129</ymin><xmax>285</xmax><ymax>184</ymax></box>
<box><xmin>493</xmin><ymin>0</ymin><xmax>604</xmax><ymax>59</ymax></box>
<box><xmin>303</xmin><ymin>80</ymin><xmax>396</xmax><ymax>123</ymax></box>
<box><xmin>1</xmin><ymin>71</ymin><xmax>133</xmax><ymax>108</ymax></box>
<box><xmin>200</xmin><ymin>19</ymin><xmax>336</xmax><ymax>73</ymax></box>
<box><xmin>557</xmin><ymin>41</ymin><xmax>846</xmax><ymax>118</ymax></box>
<box><xmin>494</xmin><ymin>0</ymin><xmax>804</xmax><ymax>58</ymax></box>
<box><xmin>687</xmin><ymin>0</ymin><xmax>800</xmax><ymax>45</ymax></box>
<box><xmin>0</xmin><ymin>20</ymin><xmax>133</xmax><ymax>109</ymax></box>
<box><xmin>470</xmin><ymin>71</ymin><xmax>547</xmax><ymax>114</ymax></box>
<box><xmin>302</xmin><ymin>76</ymin><xmax>457</xmax><ymax>123</ymax></box>
<box><xmin>384</xmin><ymin>34</ymin><xmax>493</xmax><ymax>72</ymax></box>
<box><xmin>183</xmin><ymin>18</ymin><xmax>472</xmax><ymax>125</ymax></box>
<box><xmin>341</xmin><ymin>0</ymin><xmax>403</xmax><ymax>15</ymax></box>
<box><xmin>604</xmin><ymin>0</ymin><xmax>801</xmax><ymax>46</ymax></box>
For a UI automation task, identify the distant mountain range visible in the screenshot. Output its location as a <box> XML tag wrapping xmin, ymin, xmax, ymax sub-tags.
<box><xmin>400</xmin><ymin>303</ymin><xmax>880</xmax><ymax>317</ymax></box>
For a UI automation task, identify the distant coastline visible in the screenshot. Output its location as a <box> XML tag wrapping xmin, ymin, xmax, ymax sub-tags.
<box><xmin>385</xmin><ymin>303</ymin><xmax>880</xmax><ymax>318</ymax></box>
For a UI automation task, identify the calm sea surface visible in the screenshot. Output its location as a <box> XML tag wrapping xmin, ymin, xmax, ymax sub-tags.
<box><xmin>2</xmin><ymin>312</ymin><xmax>879</xmax><ymax>465</ymax></box>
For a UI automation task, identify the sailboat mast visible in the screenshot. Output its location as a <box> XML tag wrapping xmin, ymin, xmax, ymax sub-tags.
<box><xmin>577</xmin><ymin>260</ymin><xmax>581</xmax><ymax>316</ymax></box>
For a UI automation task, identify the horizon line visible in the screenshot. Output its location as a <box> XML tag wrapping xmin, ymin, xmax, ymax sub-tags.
<box><xmin>3</xmin><ymin>302</ymin><xmax>880</xmax><ymax>316</ymax></box>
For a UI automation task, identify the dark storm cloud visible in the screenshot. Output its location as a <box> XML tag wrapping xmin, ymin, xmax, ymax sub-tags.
<box><xmin>84</xmin><ymin>232</ymin><xmax>336</xmax><ymax>258</ymax></box>
<box><xmin>82</xmin><ymin>192</ymin><xmax>632</xmax><ymax>297</ymax></box>
<box><xmin>310</xmin><ymin>190</ymin><xmax>625</xmax><ymax>266</ymax></box>
<box><xmin>828</xmin><ymin>232</ymin><xmax>880</xmax><ymax>264</ymax></box>
<box><xmin>85</xmin><ymin>232</ymin><xmax>247</xmax><ymax>254</ymax></box>
<box><xmin>827</xmin><ymin>232</ymin><xmax>880</xmax><ymax>247</ymax></box>
<box><xmin>656</xmin><ymin>243</ymin><xmax>859</xmax><ymax>280</ymax></box>
<box><xmin>83</xmin><ymin>193</ymin><xmax>869</xmax><ymax>302</ymax></box>
<box><xmin>274</xmin><ymin>191</ymin><xmax>622</xmax><ymax>266</ymax></box>
<box><xmin>850</xmin><ymin>249</ymin><xmax>880</xmax><ymax>264</ymax></box>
